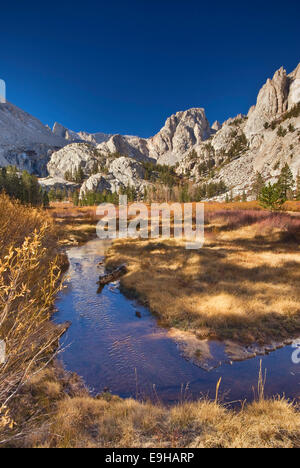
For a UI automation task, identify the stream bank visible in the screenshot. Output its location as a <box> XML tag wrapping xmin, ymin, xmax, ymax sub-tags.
<box><xmin>54</xmin><ymin>238</ymin><xmax>300</xmax><ymax>404</ymax></box>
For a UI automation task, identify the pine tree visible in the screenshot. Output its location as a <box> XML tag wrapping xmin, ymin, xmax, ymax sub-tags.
<box><xmin>277</xmin><ymin>163</ymin><xmax>294</xmax><ymax>201</ymax></box>
<box><xmin>91</xmin><ymin>161</ymin><xmax>99</xmax><ymax>175</ymax></box>
<box><xmin>72</xmin><ymin>190</ymin><xmax>80</xmax><ymax>206</ymax></box>
<box><xmin>48</xmin><ymin>188</ymin><xmax>56</xmax><ymax>202</ymax></box>
<box><xmin>296</xmin><ymin>170</ymin><xmax>300</xmax><ymax>201</ymax></box>
<box><xmin>74</xmin><ymin>166</ymin><xmax>85</xmax><ymax>183</ymax></box>
<box><xmin>42</xmin><ymin>190</ymin><xmax>50</xmax><ymax>208</ymax></box>
<box><xmin>258</xmin><ymin>183</ymin><xmax>285</xmax><ymax>211</ymax></box>
<box><xmin>252</xmin><ymin>172</ymin><xmax>264</xmax><ymax>200</ymax></box>
<box><xmin>179</xmin><ymin>184</ymin><xmax>189</xmax><ymax>203</ymax></box>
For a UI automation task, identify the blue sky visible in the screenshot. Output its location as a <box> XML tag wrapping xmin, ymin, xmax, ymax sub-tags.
<box><xmin>1</xmin><ymin>1</ymin><xmax>299</xmax><ymax>137</ymax></box>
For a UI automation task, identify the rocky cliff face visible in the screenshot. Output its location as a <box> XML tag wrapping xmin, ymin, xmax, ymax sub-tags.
<box><xmin>96</xmin><ymin>107</ymin><xmax>212</xmax><ymax>165</ymax></box>
<box><xmin>244</xmin><ymin>67</ymin><xmax>290</xmax><ymax>138</ymax></box>
<box><xmin>176</xmin><ymin>63</ymin><xmax>300</xmax><ymax>200</ymax></box>
<box><xmin>0</xmin><ymin>102</ymin><xmax>67</xmax><ymax>175</ymax></box>
<box><xmin>96</xmin><ymin>134</ymin><xmax>151</xmax><ymax>162</ymax></box>
<box><xmin>47</xmin><ymin>107</ymin><xmax>213</xmax><ymax>192</ymax></box>
<box><xmin>47</xmin><ymin>142</ymin><xmax>103</xmax><ymax>178</ymax></box>
<box><xmin>79</xmin><ymin>157</ymin><xmax>148</xmax><ymax>199</ymax></box>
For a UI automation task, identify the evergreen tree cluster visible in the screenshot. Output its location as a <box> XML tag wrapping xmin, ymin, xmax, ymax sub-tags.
<box><xmin>177</xmin><ymin>180</ymin><xmax>227</xmax><ymax>203</ymax></box>
<box><xmin>257</xmin><ymin>163</ymin><xmax>297</xmax><ymax>211</ymax></box>
<box><xmin>194</xmin><ymin>180</ymin><xmax>227</xmax><ymax>201</ymax></box>
<box><xmin>0</xmin><ymin>166</ymin><xmax>49</xmax><ymax>207</ymax></box>
<box><xmin>48</xmin><ymin>187</ymin><xmax>74</xmax><ymax>203</ymax></box>
<box><xmin>198</xmin><ymin>158</ymin><xmax>216</xmax><ymax>177</ymax></box>
<box><xmin>79</xmin><ymin>184</ymin><xmax>138</xmax><ymax>206</ymax></box>
<box><xmin>265</xmin><ymin>103</ymin><xmax>300</xmax><ymax>130</ymax></box>
<box><xmin>79</xmin><ymin>190</ymin><xmax>119</xmax><ymax>206</ymax></box>
<box><xmin>142</xmin><ymin>162</ymin><xmax>178</xmax><ymax>188</ymax></box>
<box><xmin>64</xmin><ymin>166</ymin><xmax>85</xmax><ymax>183</ymax></box>
<box><xmin>225</xmin><ymin>133</ymin><xmax>248</xmax><ymax>161</ymax></box>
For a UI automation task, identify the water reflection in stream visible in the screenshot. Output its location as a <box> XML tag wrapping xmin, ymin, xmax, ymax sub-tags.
<box><xmin>54</xmin><ymin>239</ymin><xmax>300</xmax><ymax>405</ymax></box>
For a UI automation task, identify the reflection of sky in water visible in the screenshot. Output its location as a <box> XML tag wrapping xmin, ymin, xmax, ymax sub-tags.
<box><xmin>54</xmin><ymin>239</ymin><xmax>300</xmax><ymax>405</ymax></box>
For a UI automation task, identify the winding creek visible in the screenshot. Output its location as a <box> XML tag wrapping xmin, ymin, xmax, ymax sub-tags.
<box><xmin>54</xmin><ymin>238</ymin><xmax>300</xmax><ymax>405</ymax></box>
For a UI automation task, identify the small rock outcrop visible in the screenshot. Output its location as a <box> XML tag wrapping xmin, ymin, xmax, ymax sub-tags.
<box><xmin>211</xmin><ymin>120</ymin><xmax>222</xmax><ymax>132</ymax></box>
<box><xmin>97</xmin><ymin>134</ymin><xmax>150</xmax><ymax>162</ymax></box>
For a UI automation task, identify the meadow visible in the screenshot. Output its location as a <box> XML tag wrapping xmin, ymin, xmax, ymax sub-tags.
<box><xmin>0</xmin><ymin>196</ymin><xmax>300</xmax><ymax>448</ymax></box>
<box><xmin>106</xmin><ymin>206</ymin><xmax>300</xmax><ymax>346</ymax></box>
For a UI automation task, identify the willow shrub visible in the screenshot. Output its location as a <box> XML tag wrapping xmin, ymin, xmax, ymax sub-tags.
<box><xmin>0</xmin><ymin>194</ymin><xmax>63</xmax><ymax>441</ymax></box>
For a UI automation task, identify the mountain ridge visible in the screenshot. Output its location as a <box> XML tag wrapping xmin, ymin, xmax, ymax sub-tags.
<box><xmin>0</xmin><ymin>62</ymin><xmax>299</xmax><ymax>200</ymax></box>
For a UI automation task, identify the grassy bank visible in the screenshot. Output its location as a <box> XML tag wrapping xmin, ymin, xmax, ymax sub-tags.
<box><xmin>49</xmin><ymin>202</ymin><xmax>99</xmax><ymax>246</ymax></box>
<box><xmin>20</xmin><ymin>379</ymin><xmax>300</xmax><ymax>448</ymax></box>
<box><xmin>106</xmin><ymin>209</ymin><xmax>300</xmax><ymax>345</ymax></box>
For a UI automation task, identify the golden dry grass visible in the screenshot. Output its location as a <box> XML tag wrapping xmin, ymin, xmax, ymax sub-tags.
<box><xmin>4</xmin><ymin>362</ymin><xmax>299</xmax><ymax>448</ymax></box>
<box><xmin>106</xmin><ymin>214</ymin><xmax>300</xmax><ymax>345</ymax></box>
<box><xmin>0</xmin><ymin>194</ymin><xmax>66</xmax><ymax>444</ymax></box>
<box><xmin>22</xmin><ymin>387</ymin><xmax>300</xmax><ymax>448</ymax></box>
<box><xmin>1</xmin><ymin>197</ymin><xmax>300</xmax><ymax>448</ymax></box>
<box><xmin>48</xmin><ymin>202</ymin><xmax>99</xmax><ymax>246</ymax></box>
<box><xmin>204</xmin><ymin>200</ymin><xmax>300</xmax><ymax>213</ymax></box>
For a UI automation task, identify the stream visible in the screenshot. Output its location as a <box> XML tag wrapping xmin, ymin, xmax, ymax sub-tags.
<box><xmin>54</xmin><ymin>238</ymin><xmax>300</xmax><ymax>405</ymax></box>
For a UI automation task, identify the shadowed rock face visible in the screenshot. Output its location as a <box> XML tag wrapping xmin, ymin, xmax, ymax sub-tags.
<box><xmin>244</xmin><ymin>67</ymin><xmax>289</xmax><ymax>137</ymax></box>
